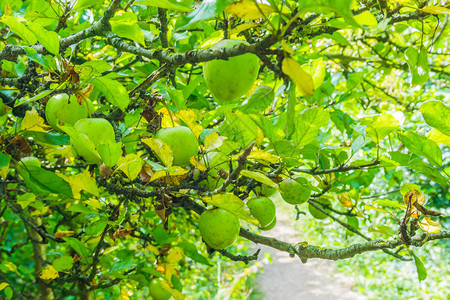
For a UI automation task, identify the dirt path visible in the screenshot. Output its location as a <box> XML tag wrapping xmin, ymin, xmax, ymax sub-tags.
<box><xmin>254</xmin><ymin>209</ymin><xmax>366</xmax><ymax>300</ymax></box>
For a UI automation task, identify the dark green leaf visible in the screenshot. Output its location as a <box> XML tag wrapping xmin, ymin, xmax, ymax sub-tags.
<box><xmin>63</xmin><ymin>238</ymin><xmax>92</xmax><ymax>263</ymax></box>
<box><xmin>21</xmin><ymin>131</ymin><xmax>70</xmax><ymax>145</ymax></box>
<box><xmin>0</xmin><ymin>151</ymin><xmax>11</xmax><ymax>168</ymax></box>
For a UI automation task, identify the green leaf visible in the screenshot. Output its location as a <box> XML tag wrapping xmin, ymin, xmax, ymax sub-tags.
<box><xmin>298</xmin><ymin>0</ymin><xmax>360</xmax><ymax>28</ymax></box>
<box><xmin>21</xmin><ymin>131</ymin><xmax>70</xmax><ymax>145</ymax></box>
<box><xmin>176</xmin><ymin>242</ymin><xmax>211</xmax><ymax>266</ymax></box>
<box><xmin>398</xmin><ymin>131</ymin><xmax>442</xmax><ymax>167</ymax></box>
<box><xmin>411</xmin><ymin>252</ymin><xmax>427</xmax><ymax>281</ymax></box>
<box><xmin>74</xmin><ymin>0</ymin><xmax>103</xmax><ymax>10</ymax></box>
<box><xmin>4</xmin><ymin>286</ymin><xmax>12</xmax><ymax>300</ymax></box>
<box><xmin>373</xmin><ymin>200</ymin><xmax>405</xmax><ymax>209</ymax></box>
<box><xmin>405</xmin><ymin>48</ymin><xmax>429</xmax><ymax>86</ymax></box>
<box><xmin>76</xmin><ymin>61</ymin><xmax>112</xmax><ymax>80</ymax></box>
<box><xmin>97</xmin><ymin>142</ymin><xmax>122</xmax><ymax>168</ymax></box>
<box><xmin>202</xmin><ymin>194</ymin><xmax>259</xmax><ymax>226</ymax></box>
<box><xmin>91</xmin><ymin>77</ymin><xmax>130</xmax><ymax>111</ymax></box>
<box><xmin>110</xmin><ymin>12</ymin><xmax>145</xmax><ymax>46</ymax></box>
<box><xmin>420</xmin><ymin>101</ymin><xmax>450</xmax><ymax>136</ymax></box>
<box><xmin>178</xmin><ymin>0</ymin><xmax>231</xmax><ymax>29</ymax></box>
<box><xmin>240</xmin><ymin>170</ymin><xmax>277</xmax><ymax>188</ymax></box>
<box><xmin>27</xmin><ymin>22</ymin><xmax>59</xmax><ymax>55</ymax></box>
<box><xmin>63</xmin><ymin>238</ymin><xmax>92</xmax><ymax>264</ymax></box>
<box><xmin>0</xmin><ymin>151</ymin><xmax>11</xmax><ymax>169</ymax></box>
<box><xmin>351</xmin><ymin>135</ymin><xmax>371</xmax><ymax>155</ymax></box>
<box><xmin>22</xmin><ymin>166</ymin><xmax>73</xmax><ymax>197</ymax></box>
<box><xmin>134</xmin><ymin>0</ymin><xmax>193</xmax><ymax>12</ymax></box>
<box><xmin>85</xmin><ymin>219</ymin><xmax>108</xmax><ymax>235</ymax></box>
<box><xmin>60</xmin><ymin>125</ymin><xmax>102</xmax><ymax>164</ymax></box>
<box><xmin>239</xmin><ymin>86</ymin><xmax>274</xmax><ymax>114</ymax></box>
<box><xmin>409</xmin><ymin>159</ymin><xmax>449</xmax><ymax>187</ymax></box>
<box><xmin>293</xmin><ymin>107</ymin><xmax>330</xmax><ymax>147</ymax></box>
<box><xmin>0</xmin><ymin>16</ymin><xmax>37</xmax><ymax>44</ymax></box>
<box><xmin>53</xmin><ymin>255</ymin><xmax>74</xmax><ymax>271</ymax></box>
<box><xmin>365</xmin><ymin>114</ymin><xmax>399</xmax><ymax>143</ymax></box>
<box><xmin>284</xmin><ymin>83</ymin><xmax>296</xmax><ymax>139</ymax></box>
<box><xmin>219</xmin><ymin>111</ymin><xmax>258</xmax><ymax>148</ymax></box>
<box><xmin>67</xmin><ymin>204</ymin><xmax>98</xmax><ymax>215</ymax></box>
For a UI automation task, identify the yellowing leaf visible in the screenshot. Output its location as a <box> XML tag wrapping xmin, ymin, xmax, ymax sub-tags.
<box><xmin>0</xmin><ymin>282</ymin><xmax>9</xmax><ymax>291</ymax></box>
<box><xmin>54</xmin><ymin>231</ymin><xmax>75</xmax><ymax>238</ymax></box>
<box><xmin>282</xmin><ymin>58</ymin><xmax>314</xmax><ymax>97</ymax></box>
<box><xmin>39</xmin><ymin>265</ymin><xmax>59</xmax><ymax>280</ymax></box>
<box><xmin>338</xmin><ymin>192</ymin><xmax>353</xmax><ymax>207</ymax></box>
<box><xmin>225</xmin><ymin>0</ymin><xmax>276</xmax><ymax>19</ymax></box>
<box><xmin>0</xmin><ymin>164</ymin><xmax>8</xmax><ymax>180</ymax></box>
<box><xmin>248</xmin><ymin>148</ymin><xmax>279</xmax><ymax>164</ymax></box>
<box><xmin>146</xmin><ymin>245</ymin><xmax>160</xmax><ymax>255</ymax></box>
<box><xmin>60</xmin><ymin>168</ymin><xmax>99</xmax><ymax>199</ymax></box>
<box><xmin>150</xmin><ymin>167</ymin><xmax>189</xmax><ymax>184</ymax></box>
<box><xmin>17</xmin><ymin>193</ymin><xmax>35</xmax><ymax>209</ymax></box>
<box><xmin>240</xmin><ymin>170</ymin><xmax>277</xmax><ymax>188</ymax></box>
<box><xmin>158</xmin><ymin>107</ymin><xmax>181</xmax><ymax>128</ymax></box>
<box><xmin>281</xmin><ymin>40</ymin><xmax>294</xmax><ymax>54</ymax></box>
<box><xmin>202</xmin><ymin>194</ymin><xmax>259</xmax><ymax>226</ymax></box>
<box><xmin>363</xmin><ymin>204</ymin><xmax>391</xmax><ymax>214</ymax></box>
<box><xmin>116</xmin><ymin>154</ymin><xmax>145</xmax><ymax>180</ymax></box>
<box><xmin>418</xmin><ymin>217</ymin><xmax>442</xmax><ymax>234</ymax></box>
<box><xmin>403</xmin><ymin>190</ymin><xmax>425</xmax><ymax>219</ymax></box>
<box><xmin>229</xmin><ymin>23</ymin><xmax>259</xmax><ymax>35</ymax></box>
<box><xmin>421</xmin><ymin>6</ymin><xmax>450</xmax><ymax>15</ymax></box>
<box><xmin>20</xmin><ymin>107</ymin><xmax>51</xmax><ymax>132</ymax></box>
<box><xmin>85</xmin><ymin>198</ymin><xmax>102</xmax><ymax>210</ymax></box>
<box><xmin>427</xmin><ymin>128</ymin><xmax>450</xmax><ymax>146</ymax></box>
<box><xmin>175</xmin><ymin>110</ymin><xmax>203</xmax><ymax>138</ymax></box>
<box><xmin>204</xmin><ymin>132</ymin><xmax>227</xmax><ymax>151</ymax></box>
<box><xmin>167</xmin><ymin>247</ymin><xmax>184</xmax><ymax>264</ymax></box>
<box><xmin>354</xmin><ymin>11</ymin><xmax>378</xmax><ymax>26</ymax></box>
<box><xmin>190</xmin><ymin>157</ymin><xmax>207</xmax><ymax>172</ymax></box>
<box><xmin>142</xmin><ymin>137</ymin><xmax>173</xmax><ymax>167</ymax></box>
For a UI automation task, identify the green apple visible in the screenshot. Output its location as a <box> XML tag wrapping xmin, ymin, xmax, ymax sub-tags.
<box><xmin>45</xmin><ymin>94</ymin><xmax>94</xmax><ymax>130</ymax></box>
<box><xmin>149</xmin><ymin>279</ymin><xmax>172</xmax><ymax>300</ymax></box>
<box><xmin>70</xmin><ymin>118</ymin><xmax>116</xmax><ymax>164</ymax></box>
<box><xmin>199</xmin><ymin>208</ymin><xmax>240</xmax><ymax>250</ymax></box>
<box><xmin>247</xmin><ymin>197</ymin><xmax>276</xmax><ymax>229</ymax></box>
<box><xmin>263</xmin><ymin>216</ymin><xmax>277</xmax><ymax>230</ymax></box>
<box><xmin>154</xmin><ymin>126</ymin><xmax>199</xmax><ymax>166</ymax></box>
<box><xmin>279</xmin><ymin>178</ymin><xmax>311</xmax><ymax>205</ymax></box>
<box><xmin>203</xmin><ymin>39</ymin><xmax>260</xmax><ymax>102</ymax></box>
<box><xmin>308</xmin><ymin>198</ymin><xmax>332</xmax><ymax>220</ymax></box>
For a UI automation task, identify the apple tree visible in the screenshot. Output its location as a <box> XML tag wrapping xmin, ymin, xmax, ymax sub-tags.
<box><xmin>0</xmin><ymin>0</ymin><xmax>449</xmax><ymax>298</ymax></box>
